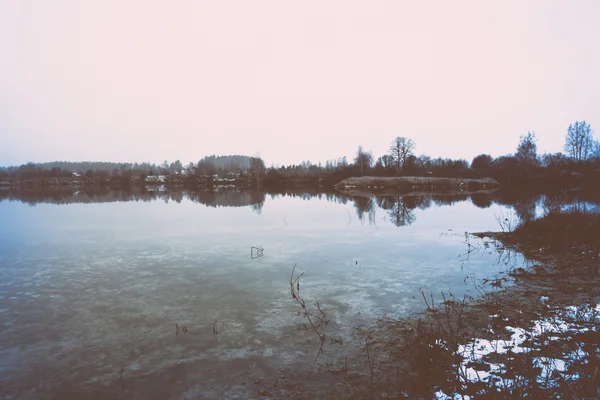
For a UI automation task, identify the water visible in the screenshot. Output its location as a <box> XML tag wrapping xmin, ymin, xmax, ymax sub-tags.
<box><xmin>0</xmin><ymin>190</ymin><xmax>532</xmax><ymax>399</ymax></box>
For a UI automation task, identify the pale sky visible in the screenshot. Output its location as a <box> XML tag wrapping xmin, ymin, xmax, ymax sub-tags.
<box><xmin>1</xmin><ymin>1</ymin><xmax>599</xmax><ymax>167</ymax></box>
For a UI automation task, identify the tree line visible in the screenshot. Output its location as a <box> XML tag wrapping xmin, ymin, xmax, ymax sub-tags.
<box><xmin>0</xmin><ymin>155</ymin><xmax>265</xmax><ymax>181</ymax></box>
<box><xmin>262</xmin><ymin>120</ymin><xmax>599</xmax><ymax>188</ymax></box>
<box><xmin>1</xmin><ymin>120</ymin><xmax>598</xmax><ymax>188</ymax></box>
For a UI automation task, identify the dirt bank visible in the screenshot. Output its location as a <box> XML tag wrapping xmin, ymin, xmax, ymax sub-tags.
<box><xmin>336</xmin><ymin>186</ymin><xmax>498</xmax><ymax>198</ymax></box>
<box><xmin>335</xmin><ymin>176</ymin><xmax>500</xmax><ymax>194</ymax></box>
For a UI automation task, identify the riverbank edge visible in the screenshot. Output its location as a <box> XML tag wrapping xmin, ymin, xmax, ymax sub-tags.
<box><xmin>334</xmin><ymin>176</ymin><xmax>500</xmax><ymax>193</ymax></box>
<box><xmin>285</xmin><ymin>228</ymin><xmax>600</xmax><ymax>399</ymax></box>
<box><xmin>367</xmin><ymin>229</ymin><xmax>600</xmax><ymax>398</ymax></box>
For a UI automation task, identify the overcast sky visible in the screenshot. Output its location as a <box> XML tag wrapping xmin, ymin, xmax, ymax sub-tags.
<box><xmin>1</xmin><ymin>1</ymin><xmax>599</xmax><ymax>167</ymax></box>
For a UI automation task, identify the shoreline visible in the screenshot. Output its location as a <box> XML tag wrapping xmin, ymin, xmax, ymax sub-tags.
<box><xmin>334</xmin><ymin>176</ymin><xmax>500</xmax><ymax>193</ymax></box>
<box><xmin>314</xmin><ymin>218</ymin><xmax>600</xmax><ymax>399</ymax></box>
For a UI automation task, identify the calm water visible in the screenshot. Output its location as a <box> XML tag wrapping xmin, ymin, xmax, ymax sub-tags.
<box><xmin>0</xmin><ymin>190</ymin><xmax>533</xmax><ymax>399</ymax></box>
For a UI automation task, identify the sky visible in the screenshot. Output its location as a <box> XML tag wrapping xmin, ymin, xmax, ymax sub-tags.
<box><xmin>1</xmin><ymin>1</ymin><xmax>599</xmax><ymax>168</ymax></box>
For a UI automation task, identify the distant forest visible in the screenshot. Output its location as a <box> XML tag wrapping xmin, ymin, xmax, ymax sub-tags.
<box><xmin>1</xmin><ymin>120</ymin><xmax>599</xmax><ymax>188</ymax></box>
<box><xmin>0</xmin><ymin>155</ymin><xmax>268</xmax><ymax>189</ymax></box>
<box><xmin>0</xmin><ymin>155</ymin><xmax>257</xmax><ymax>177</ymax></box>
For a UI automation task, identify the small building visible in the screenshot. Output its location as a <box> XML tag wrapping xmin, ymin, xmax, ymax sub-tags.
<box><xmin>145</xmin><ymin>175</ymin><xmax>167</xmax><ymax>183</ymax></box>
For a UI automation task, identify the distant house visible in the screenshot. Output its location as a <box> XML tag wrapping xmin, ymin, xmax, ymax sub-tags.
<box><xmin>72</xmin><ymin>172</ymin><xmax>82</xmax><ymax>177</ymax></box>
<box><xmin>145</xmin><ymin>175</ymin><xmax>166</xmax><ymax>183</ymax></box>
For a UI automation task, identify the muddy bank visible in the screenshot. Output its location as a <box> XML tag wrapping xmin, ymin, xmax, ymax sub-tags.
<box><xmin>335</xmin><ymin>176</ymin><xmax>500</xmax><ymax>194</ymax></box>
<box><xmin>367</xmin><ymin>212</ymin><xmax>600</xmax><ymax>398</ymax></box>
<box><xmin>271</xmin><ymin>211</ymin><xmax>600</xmax><ymax>399</ymax></box>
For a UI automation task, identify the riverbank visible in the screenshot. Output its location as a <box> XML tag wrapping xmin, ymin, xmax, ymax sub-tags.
<box><xmin>335</xmin><ymin>186</ymin><xmax>498</xmax><ymax>198</ymax></box>
<box><xmin>377</xmin><ymin>210</ymin><xmax>599</xmax><ymax>398</ymax></box>
<box><xmin>335</xmin><ymin>176</ymin><xmax>500</xmax><ymax>194</ymax></box>
<box><xmin>270</xmin><ymin>210</ymin><xmax>600</xmax><ymax>399</ymax></box>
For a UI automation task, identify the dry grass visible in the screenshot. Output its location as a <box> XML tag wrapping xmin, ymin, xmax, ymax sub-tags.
<box><xmin>290</xmin><ymin>264</ymin><xmax>329</xmax><ymax>347</ymax></box>
<box><xmin>476</xmin><ymin>209</ymin><xmax>600</xmax><ymax>254</ymax></box>
<box><xmin>513</xmin><ymin>210</ymin><xmax>600</xmax><ymax>250</ymax></box>
<box><xmin>336</xmin><ymin>176</ymin><xmax>499</xmax><ymax>190</ymax></box>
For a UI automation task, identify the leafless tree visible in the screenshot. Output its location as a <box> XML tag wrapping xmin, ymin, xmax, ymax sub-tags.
<box><xmin>161</xmin><ymin>160</ymin><xmax>170</xmax><ymax>174</ymax></box>
<box><xmin>377</xmin><ymin>154</ymin><xmax>394</xmax><ymax>171</ymax></box>
<box><xmin>592</xmin><ymin>139</ymin><xmax>600</xmax><ymax>159</ymax></box>
<box><xmin>565</xmin><ymin>121</ymin><xmax>593</xmax><ymax>162</ymax></box>
<box><xmin>516</xmin><ymin>131</ymin><xmax>538</xmax><ymax>166</ymax></box>
<box><xmin>354</xmin><ymin>146</ymin><xmax>373</xmax><ymax>176</ymax></box>
<box><xmin>389</xmin><ymin>137</ymin><xmax>415</xmax><ymax>173</ymax></box>
<box><xmin>249</xmin><ymin>153</ymin><xmax>265</xmax><ymax>180</ymax></box>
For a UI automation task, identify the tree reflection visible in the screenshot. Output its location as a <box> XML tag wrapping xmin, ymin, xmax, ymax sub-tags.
<box><xmin>513</xmin><ymin>197</ymin><xmax>537</xmax><ymax>223</ymax></box>
<box><xmin>470</xmin><ymin>192</ymin><xmax>493</xmax><ymax>209</ymax></box>
<box><xmin>389</xmin><ymin>197</ymin><xmax>417</xmax><ymax>227</ymax></box>
<box><xmin>542</xmin><ymin>194</ymin><xmax>563</xmax><ymax>215</ymax></box>
<box><xmin>3</xmin><ymin>187</ymin><xmax>599</xmax><ymax>228</ymax></box>
<box><xmin>430</xmin><ymin>194</ymin><xmax>470</xmax><ymax>207</ymax></box>
<box><xmin>250</xmin><ymin>190</ymin><xmax>265</xmax><ymax>215</ymax></box>
<box><xmin>251</xmin><ymin>203</ymin><xmax>263</xmax><ymax>215</ymax></box>
<box><xmin>376</xmin><ymin>196</ymin><xmax>396</xmax><ymax>210</ymax></box>
<box><xmin>170</xmin><ymin>192</ymin><xmax>184</xmax><ymax>203</ymax></box>
<box><xmin>353</xmin><ymin>196</ymin><xmax>375</xmax><ymax>224</ymax></box>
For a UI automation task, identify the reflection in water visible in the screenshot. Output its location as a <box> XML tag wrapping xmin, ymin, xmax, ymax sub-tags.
<box><xmin>470</xmin><ymin>192</ymin><xmax>494</xmax><ymax>209</ymax></box>
<box><xmin>2</xmin><ymin>187</ymin><xmax>600</xmax><ymax>227</ymax></box>
<box><xmin>513</xmin><ymin>197</ymin><xmax>537</xmax><ymax>223</ymax></box>
<box><xmin>0</xmin><ymin>187</ymin><xmax>266</xmax><ymax>210</ymax></box>
<box><xmin>386</xmin><ymin>196</ymin><xmax>416</xmax><ymax>227</ymax></box>
<box><xmin>352</xmin><ymin>196</ymin><xmax>375</xmax><ymax>225</ymax></box>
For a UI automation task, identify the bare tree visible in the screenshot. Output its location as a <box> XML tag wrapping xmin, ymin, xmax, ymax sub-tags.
<box><xmin>565</xmin><ymin>121</ymin><xmax>593</xmax><ymax>162</ymax></box>
<box><xmin>375</xmin><ymin>155</ymin><xmax>394</xmax><ymax>173</ymax></box>
<box><xmin>416</xmin><ymin>154</ymin><xmax>432</xmax><ymax>170</ymax></box>
<box><xmin>354</xmin><ymin>146</ymin><xmax>373</xmax><ymax>176</ymax></box>
<box><xmin>516</xmin><ymin>131</ymin><xmax>538</xmax><ymax>166</ymax></box>
<box><xmin>249</xmin><ymin>153</ymin><xmax>265</xmax><ymax>181</ymax></box>
<box><xmin>337</xmin><ymin>156</ymin><xmax>348</xmax><ymax>168</ymax></box>
<box><xmin>161</xmin><ymin>160</ymin><xmax>170</xmax><ymax>174</ymax></box>
<box><xmin>592</xmin><ymin>139</ymin><xmax>600</xmax><ymax>159</ymax></box>
<box><xmin>380</xmin><ymin>154</ymin><xmax>393</xmax><ymax>169</ymax></box>
<box><xmin>389</xmin><ymin>137</ymin><xmax>415</xmax><ymax>173</ymax></box>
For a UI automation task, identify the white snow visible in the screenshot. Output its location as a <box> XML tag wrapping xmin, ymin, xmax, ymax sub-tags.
<box><xmin>435</xmin><ymin>390</ymin><xmax>471</xmax><ymax>400</ymax></box>
<box><xmin>443</xmin><ymin>303</ymin><xmax>599</xmax><ymax>397</ymax></box>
